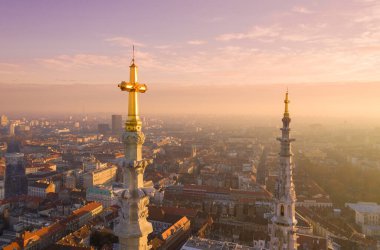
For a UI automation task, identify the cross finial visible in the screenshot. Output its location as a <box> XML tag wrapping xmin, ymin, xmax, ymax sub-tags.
<box><xmin>132</xmin><ymin>45</ymin><xmax>135</xmax><ymax>65</ymax></box>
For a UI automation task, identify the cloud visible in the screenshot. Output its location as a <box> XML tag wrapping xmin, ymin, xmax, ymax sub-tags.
<box><xmin>0</xmin><ymin>63</ymin><xmax>21</xmax><ymax>75</ymax></box>
<box><xmin>0</xmin><ymin>63</ymin><xmax>19</xmax><ymax>68</ymax></box>
<box><xmin>105</xmin><ymin>37</ymin><xmax>145</xmax><ymax>47</ymax></box>
<box><xmin>155</xmin><ymin>45</ymin><xmax>172</xmax><ymax>49</ymax></box>
<box><xmin>187</xmin><ymin>40</ymin><xmax>207</xmax><ymax>45</ymax></box>
<box><xmin>6</xmin><ymin>0</ymin><xmax>380</xmax><ymax>87</ymax></box>
<box><xmin>40</xmin><ymin>54</ymin><xmax>120</xmax><ymax>69</ymax></box>
<box><xmin>352</xmin><ymin>2</ymin><xmax>380</xmax><ymax>24</ymax></box>
<box><xmin>292</xmin><ymin>6</ymin><xmax>313</xmax><ymax>14</ymax></box>
<box><xmin>215</xmin><ymin>24</ymin><xmax>323</xmax><ymax>43</ymax></box>
<box><xmin>205</xmin><ymin>17</ymin><xmax>224</xmax><ymax>23</ymax></box>
<box><xmin>216</xmin><ymin>26</ymin><xmax>280</xmax><ymax>41</ymax></box>
<box><xmin>38</xmin><ymin>49</ymin><xmax>162</xmax><ymax>73</ymax></box>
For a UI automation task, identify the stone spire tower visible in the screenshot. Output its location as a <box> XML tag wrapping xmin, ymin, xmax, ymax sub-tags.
<box><xmin>270</xmin><ymin>91</ymin><xmax>298</xmax><ymax>250</ymax></box>
<box><xmin>114</xmin><ymin>47</ymin><xmax>154</xmax><ymax>250</ymax></box>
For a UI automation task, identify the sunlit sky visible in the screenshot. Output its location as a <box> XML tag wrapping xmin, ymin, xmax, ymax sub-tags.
<box><xmin>1</xmin><ymin>0</ymin><xmax>380</xmax><ymax>85</ymax></box>
<box><xmin>0</xmin><ymin>0</ymin><xmax>380</xmax><ymax>118</ymax></box>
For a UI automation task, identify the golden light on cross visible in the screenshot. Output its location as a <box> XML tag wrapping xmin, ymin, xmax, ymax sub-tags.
<box><xmin>117</xmin><ymin>46</ymin><xmax>148</xmax><ymax>132</ymax></box>
<box><xmin>118</xmin><ymin>81</ymin><xmax>147</xmax><ymax>93</ymax></box>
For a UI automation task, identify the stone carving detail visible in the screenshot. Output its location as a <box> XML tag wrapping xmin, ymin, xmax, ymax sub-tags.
<box><xmin>114</xmin><ymin>187</ymin><xmax>154</xmax><ymax>223</ymax></box>
<box><xmin>135</xmin><ymin>159</ymin><xmax>152</xmax><ymax>174</ymax></box>
<box><xmin>139</xmin><ymin>207</ymin><xmax>148</xmax><ymax>219</ymax></box>
<box><xmin>122</xmin><ymin>131</ymin><xmax>145</xmax><ymax>145</ymax></box>
<box><xmin>119</xmin><ymin>199</ymin><xmax>130</xmax><ymax>221</ymax></box>
<box><xmin>124</xmin><ymin>159</ymin><xmax>153</xmax><ymax>175</ymax></box>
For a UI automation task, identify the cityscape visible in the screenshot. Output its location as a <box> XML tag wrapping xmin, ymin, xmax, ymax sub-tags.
<box><xmin>1</xmin><ymin>1</ymin><xmax>380</xmax><ymax>250</ymax></box>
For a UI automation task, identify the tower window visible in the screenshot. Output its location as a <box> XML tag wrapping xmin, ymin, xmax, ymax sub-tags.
<box><xmin>280</xmin><ymin>205</ymin><xmax>284</xmax><ymax>216</ymax></box>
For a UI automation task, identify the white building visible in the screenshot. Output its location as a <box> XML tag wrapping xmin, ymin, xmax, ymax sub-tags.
<box><xmin>346</xmin><ymin>202</ymin><xmax>380</xmax><ymax>236</ymax></box>
<box><xmin>27</xmin><ymin>180</ymin><xmax>56</xmax><ymax>198</ymax></box>
<box><xmin>82</xmin><ymin>165</ymin><xmax>117</xmax><ymax>188</ymax></box>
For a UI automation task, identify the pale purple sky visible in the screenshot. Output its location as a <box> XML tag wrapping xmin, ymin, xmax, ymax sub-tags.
<box><xmin>1</xmin><ymin>0</ymin><xmax>380</xmax><ymax>86</ymax></box>
<box><xmin>1</xmin><ymin>1</ymin><xmax>380</xmax><ymax>118</ymax></box>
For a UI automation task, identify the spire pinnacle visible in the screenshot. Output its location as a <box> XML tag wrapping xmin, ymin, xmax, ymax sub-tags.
<box><xmin>129</xmin><ymin>45</ymin><xmax>138</xmax><ymax>83</ymax></box>
<box><xmin>271</xmin><ymin>88</ymin><xmax>297</xmax><ymax>250</ymax></box>
<box><xmin>131</xmin><ymin>45</ymin><xmax>135</xmax><ymax>65</ymax></box>
<box><xmin>284</xmin><ymin>90</ymin><xmax>290</xmax><ymax>118</ymax></box>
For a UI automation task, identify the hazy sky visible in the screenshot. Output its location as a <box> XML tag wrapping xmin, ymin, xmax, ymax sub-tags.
<box><xmin>1</xmin><ymin>83</ymin><xmax>380</xmax><ymax>122</ymax></box>
<box><xmin>0</xmin><ymin>0</ymin><xmax>380</xmax><ymax>117</ymax></box>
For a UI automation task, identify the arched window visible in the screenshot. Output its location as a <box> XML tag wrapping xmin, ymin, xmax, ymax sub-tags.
<box><xmin>280</xmin><ymin>205</ymin><xmax>284</xmax><ymax>216</ymax></box>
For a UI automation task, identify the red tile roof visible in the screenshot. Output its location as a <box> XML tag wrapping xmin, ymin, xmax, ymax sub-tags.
<box><xmin>161</xmin><ymin>216</ymin><xmax>190</xmax><ymax>240</ymax></box>
<box><xmin>72</xmin><ymin>202</ymin><xmax>102</xmax><ymax>216</ymax></box>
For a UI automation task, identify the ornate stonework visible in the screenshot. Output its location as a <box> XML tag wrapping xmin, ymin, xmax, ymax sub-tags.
<box><xmin>270</xmin><ymin>91</ymin><xmax>298</xmax><ymax>250</ymax></box>
<box><xmin>123</xmin><ymin>131</ymin><xmax>145</xmax><ymax>145</ymax></box>
<box><xmin>113</xmin><ymin>52</ymin><xmax>154</xmax><ymax>250</ymax></box>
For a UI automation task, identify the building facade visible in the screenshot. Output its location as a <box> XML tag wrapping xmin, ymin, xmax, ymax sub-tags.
<box><xmin>346</xmin><ymin>202</ymin><xmax>380</xmax><ymax>236</ymax></box>
<box><xmin>28</xmin><ymin>180</ymin><xmax>56</xmax><ymax>198</ymax></box>
<box><xmin>82</xmin><ymin>165</ymin><xmax>117</xmax><ymax>188</ymax></box>
<box><xmin>86</xmin><ymin>186</ymin><xmax>117</xmax><ymax>207</ymax></box>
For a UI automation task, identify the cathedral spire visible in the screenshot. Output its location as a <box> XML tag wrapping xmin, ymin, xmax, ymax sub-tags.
<box><xmin>270</xmin><ymin>90</ymin><xmax>298</xmax><ymax>250</ymax></box>
<box><xmin>114</xmin><ymin>50</ymin><xmax>153</xmax><ymax>250</ymax></box>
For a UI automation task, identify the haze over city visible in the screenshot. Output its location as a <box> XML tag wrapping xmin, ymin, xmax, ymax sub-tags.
<box><xmin>1</xmin><ymin>1</ymin><xmax>380</xmax><ymax>250</ymax></box>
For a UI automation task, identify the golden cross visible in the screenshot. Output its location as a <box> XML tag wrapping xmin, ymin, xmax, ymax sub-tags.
<box><xmin>117</xmin><ymin>47</ymin><xmax>148</xmax><ymax>132</ymax></box>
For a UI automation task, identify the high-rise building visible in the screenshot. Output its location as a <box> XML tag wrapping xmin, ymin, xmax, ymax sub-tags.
<box><xmin>4</xmin><ymin>141</ymin><xmax>27</xmax><ymax>198</ymax></box>
<box><xmin>113</xmin><ymin>51</ymin><xmax>154</xmax><ymax>249</ymax></box>
<box><xmin>112</xmin><ymin>114</ymin><xmax>123</xmax><ymax>134</ymax></box>
<box><xmin>270</xmin><ymin>91</ymin><xmax>298</xmax><ymax>250</ymax></box>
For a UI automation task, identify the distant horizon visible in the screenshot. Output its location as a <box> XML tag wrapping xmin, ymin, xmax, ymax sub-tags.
<box><xmin>1</xmin><ymin>82</ymin><xmax>380</xmax><ymax>126</ymax></box>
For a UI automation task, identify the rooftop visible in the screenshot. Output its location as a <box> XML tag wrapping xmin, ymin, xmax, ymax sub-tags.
<box><xmin>346</xmin><ymin>202</ymin><xmax>380</xmax><ymax>214</ymax></box>
<box><xmin>72</xmin><ymin>202</ymin><xmax>102</xmax><ymax>216</ymax></box>
<box><xmin>57</xmin><ymin>225</ymin><xmax>91</xmax><ymax>247</ymax></box>
<box><xmin>161</xmin><ymin>216</ymin><xmax>190</xmax><ymax>240</ymax></box>
<box><xmin>181</xmin><ymin>237</ymin><xmax>255</xmax><ymax>250</ymax></box>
